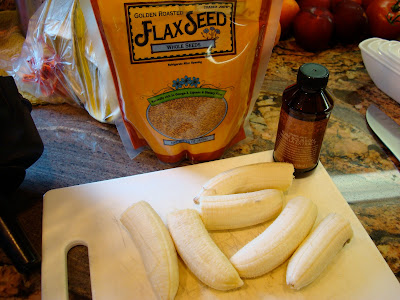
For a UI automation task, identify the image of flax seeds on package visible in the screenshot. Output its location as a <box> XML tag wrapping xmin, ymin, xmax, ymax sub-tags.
<box><xmin>146</xmin><ymin>76</ymin><xmax>230</xmax><ymax>143</ymax></box>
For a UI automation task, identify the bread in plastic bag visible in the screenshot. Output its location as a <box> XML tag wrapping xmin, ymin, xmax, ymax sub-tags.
<box><xmin>10</xmin><ymin>0</ymin><xmax>120</xmax><ymax>123</ymax></box>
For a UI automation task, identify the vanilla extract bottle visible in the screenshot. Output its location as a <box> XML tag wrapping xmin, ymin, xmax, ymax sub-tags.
<box><xmin>273</xmin><ymin>63</ymin><xmax>334</xmax><ymax>176</ymax></box>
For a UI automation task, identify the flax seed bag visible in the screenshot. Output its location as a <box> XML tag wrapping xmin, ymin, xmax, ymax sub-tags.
<box><xmin>84</xmin><ymin>0</ymin><xmax>282</xmax><ymax>163</ymax></box>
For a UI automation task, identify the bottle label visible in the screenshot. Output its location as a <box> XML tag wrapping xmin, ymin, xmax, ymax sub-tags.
<box><xmin>274</xmin><ymin>109</ymin><xmax>329</xmax><ymax>170</ymax></box>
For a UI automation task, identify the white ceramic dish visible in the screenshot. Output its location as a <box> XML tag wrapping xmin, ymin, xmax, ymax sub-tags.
<box><xmin>388</xmin><ymin>41</ymin><xmax>400</xmax><ymax>64</ymax></box>
<box><xmin>377</xmin><ymin>41</ymin><xmax>400</xmax><ymax>71</ymax></box>
<box><xmin>359</xmin><ymin>38</ymin><xmax>400</xmax><ymax>104</ymax></box>
<box><xmin>367</xmin><ymin>39</ymin><xmax>394</xmax><ymax>69</ymax></box>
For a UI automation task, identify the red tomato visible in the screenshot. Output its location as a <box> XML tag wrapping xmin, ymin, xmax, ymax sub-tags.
<box><xmin>361</xmin><ymin>0</ymin><xmax>375</xmax><ymax>10</ymax></box>
<box><xmin>297</xmin><ymin>0</ymin><xmax>331</xmax><ymax>9</ymax></box>
<box><xmin>333</xmin><ymin>0</ymin><xmax>368</xmax><ymax>43</ymax></box>
<box><xmin>366</xmin><ymin>0</ymin><xmax>400</xmax><ymax>39</ymax></box>
<box><xmin>293</xmin><ymin>7</ymin><xmax>334</xmax><ymax>51</ymax></box>
<box><xmin>331</xmin><ymin>0</ymin><xmax>362</xmax><ymax>10</ymax></box>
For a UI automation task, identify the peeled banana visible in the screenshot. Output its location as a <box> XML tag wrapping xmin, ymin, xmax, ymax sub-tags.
<box><xmin>286</xmin><ymin>213</ymin><xmax>353</xmax><ymax>290</ymax></box>
<box><xmin>120</xmin><ymin>201</ymin><xmax>179</xmax><ymax>300</ymax></box>
<box><xmin>230</xmin><ymin>196</ymin><xmax>317</xmax><ymax>278</ymax></box>
<box><xmin>167</xmin><ymin>209</ymin><xmax>243</xmax><ymax>291</ymax></box>
<box><xmin>193</xmin><ymin>162</ymin><xmax>294</xmax><ymax>203</ymax></box>
<box><xmin>196</xmin><ymin>189</ymin><xmax>284</xmax><ymax>230</ymax></box>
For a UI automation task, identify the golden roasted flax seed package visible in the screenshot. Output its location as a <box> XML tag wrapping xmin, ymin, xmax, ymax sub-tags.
<box><xmin>86</xmin><ymin>0</ymin><xmax>282</xmax><ymax>163</ymax></box>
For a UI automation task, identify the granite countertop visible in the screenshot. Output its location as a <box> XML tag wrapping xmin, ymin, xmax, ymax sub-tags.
<box><xmin>1</xmin><ymin>36</ymin><xmax>400</xmax><ymax>298</ymax></box>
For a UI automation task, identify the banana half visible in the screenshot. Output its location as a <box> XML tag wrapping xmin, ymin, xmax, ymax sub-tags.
<box><xmin>230</xmin><ymin>196</ymin><xmax>318</xmax><ymax>278</ymax></box>
<box><xmin>286</xmin><ymin>212</ymin><xmax>353</xmax><ymax>290</ymax></box>
<box><xmin>120</xmin><ymin>201</ymin><xmax>179</xmax><ymax>300</ymax></box>
<box><xmin>167</xmin><ymin>209</ymin><xmax>243</xmax><ymax>291</ymax></box>
<box><xmin>197</xmin><ymin>189</ymin><xmax>284</xmax><ymax>230</ymax></box>
<box><xmin>193</xmin><ymin>162</ymin><xmax>294</xmax><ymax>203</ymax></box>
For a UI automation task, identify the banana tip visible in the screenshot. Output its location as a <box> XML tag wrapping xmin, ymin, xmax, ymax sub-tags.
<box><xmin>287</xmin><ymin>282</ymin><xmax>301</xmax><ymax>290</ymax></box>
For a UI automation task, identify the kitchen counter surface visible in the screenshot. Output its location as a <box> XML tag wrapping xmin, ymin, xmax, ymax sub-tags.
<box><xmin>1</xmin><ymin>37</ymin><xmax>400</xmax><ymax>299</ymax></box>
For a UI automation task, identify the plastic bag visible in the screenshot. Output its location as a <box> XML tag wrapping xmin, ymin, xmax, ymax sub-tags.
<box><xmin>84</xmin><ymin>0</ymin><xmax>282</xmax><ymax>163</ymax></box>
<box><xmin>10</xmin><ymin>0</ymin><xmax>120</xmax><ymax>123</ymax></box>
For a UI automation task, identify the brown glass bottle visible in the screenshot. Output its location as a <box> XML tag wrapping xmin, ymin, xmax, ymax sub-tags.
<box><xmin>273</xmin><ymin>63</ymin><xmax>334</xmax><ymax>176</ymax></box>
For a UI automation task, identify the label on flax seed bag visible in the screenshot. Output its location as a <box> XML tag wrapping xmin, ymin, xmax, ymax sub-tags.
<box><xmin>88</xmin><ymin>0</ymin><xmax>281</xmax><ymax>163</ymax></box>
<box><xmin>125</xmin><ymin>2</ymin><xmax>236</xmax><ymax>62</ymax></box>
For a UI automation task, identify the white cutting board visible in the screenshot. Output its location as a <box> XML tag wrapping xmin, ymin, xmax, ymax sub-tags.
<box><xmin>42</xmin><ymin>151</ymin><xmax>400</xmax><ymax>300</ymax></box>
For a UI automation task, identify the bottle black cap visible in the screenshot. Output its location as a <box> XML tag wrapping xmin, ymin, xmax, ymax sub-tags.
<box><xmin>297</xmin><ymin>63</ymin><xmax>329</xmax><ymax>91</ymax></box>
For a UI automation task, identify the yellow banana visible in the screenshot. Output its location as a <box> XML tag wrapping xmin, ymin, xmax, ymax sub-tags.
<box><xmin>120</xmin><ymin>201</ymin><xmax>179</xmax><ymax>300</ymax></box>
<box><xmin>286</xmin><ymin>213</ymin><xmax>353</xmax><ymax>290</ymax></box>
<box><xmin>230</xmin><ymin>196</ymin><xmax>317</xmax><ymax>278</ymax></box>
<box><xmin>193</xmin><ymin>162</ymin><xmax>294</xmax><ymax>204</ymax></box>
<box><xmin>167</xmin><ymin>209</ymin><xmax>243</xmax><ymax>291</ymax></box>
<box><xmin>197</xmin><ymin>189</ymin><xmax>284</xmax><ymax>230</ymax></box>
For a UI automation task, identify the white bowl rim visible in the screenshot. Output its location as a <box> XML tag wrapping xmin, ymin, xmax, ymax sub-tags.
<box><xmin>360</xmin><ymin>38</ymin><xmax>400</xmax><ymax>76</ymax></box>
<box><xmin>388</xmin><ymin>42</ymin><xmax>400</xmax><ymax>60</ymax></box>
<box><xmin>359</xmin><ymin>38</ymin><xmax>383</xmax><ymax>50</ymax></box>
<box><xmin>378</xmin><ymin>41</ymin><xmax>400</xmax><ymax>66</ymax></box>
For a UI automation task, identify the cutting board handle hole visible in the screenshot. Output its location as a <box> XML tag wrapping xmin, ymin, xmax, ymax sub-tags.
<box><xmin>67</xmin><ymin>245</ymin><xmax>93</xmax><ymax>299</ymax></box>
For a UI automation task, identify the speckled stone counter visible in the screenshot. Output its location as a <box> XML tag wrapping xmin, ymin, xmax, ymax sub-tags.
<box><xmin>0</xmin><ymin>36</ymin><xmax>399</xmax><ymax>298</ymax></box>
